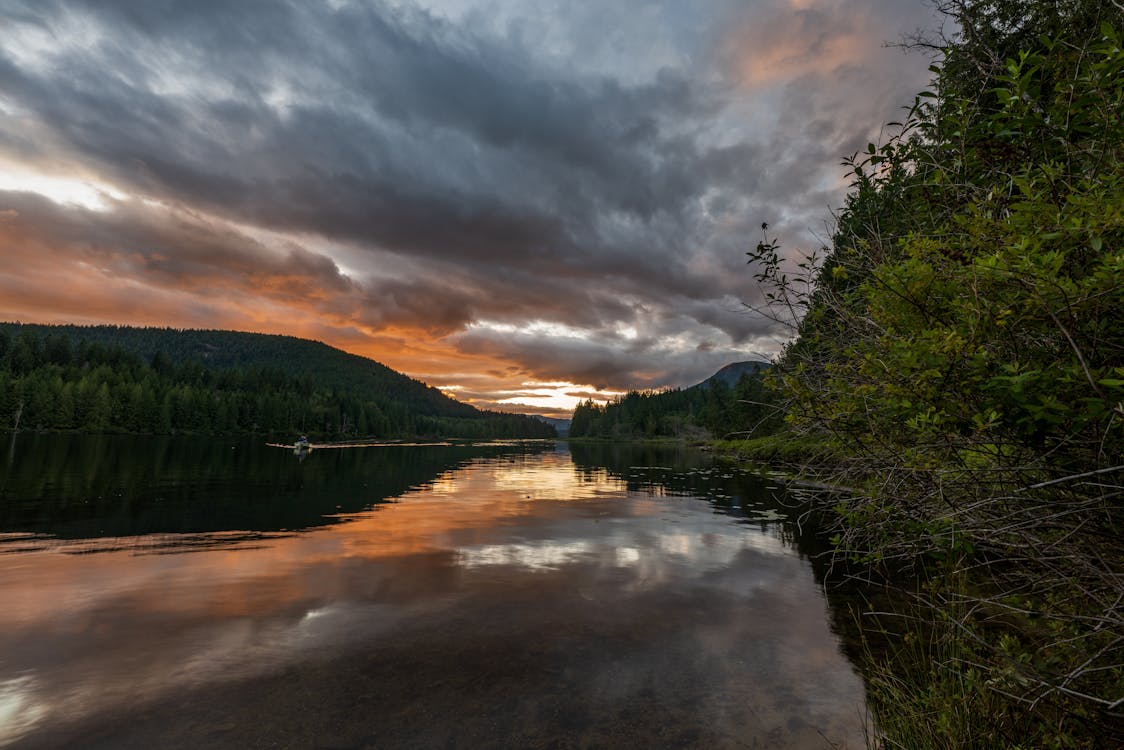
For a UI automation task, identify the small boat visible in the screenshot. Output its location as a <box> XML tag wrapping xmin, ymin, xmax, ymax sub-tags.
<box><xmin>294</xmin><ymin>436</ymin><xmax>311</xmax><ymax>452</ymax></box>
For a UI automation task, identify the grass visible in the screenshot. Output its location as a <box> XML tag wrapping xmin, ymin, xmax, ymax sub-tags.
<box><xmin>709</xmin><ymin>432</ymin><xmax>840</xmax><ymax>465</ymax></box>
<box><xmin>839</xmin><ymin>569</ymin><xmax>1121</xmax><ymax>750</ymax></box>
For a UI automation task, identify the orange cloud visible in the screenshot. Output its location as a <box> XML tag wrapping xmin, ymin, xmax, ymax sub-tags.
<box><xmin>0</xmin><ymin>192</ymin><xmax>601</xmax><ymax>416</ymax></box>
<box><xmin>0</xmin><ymin>0</ymin><xmax>938</xmax><ymax>425</ymax></box>
<box><xmin>725</xmin><ymin>1</ymin><xmax>897</xmax><ymax>89</ymax></box>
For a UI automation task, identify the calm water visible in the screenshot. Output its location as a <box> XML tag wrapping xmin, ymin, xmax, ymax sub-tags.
<box><xmin>0</xmin><ymin>434</ymin><xmax>866</xmax><ymax>749</ymax></box>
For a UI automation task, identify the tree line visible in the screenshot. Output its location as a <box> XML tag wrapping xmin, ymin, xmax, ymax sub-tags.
<box><xmin>0</xmin><ymin>327</ymin><xmax>554</xmax><ymax>439</ymax></box>
<box><xmin>569</xmin><ymin>372</ymin><xmax>781</xmax><ymax>440</ymax></box>
<box><xmin>0</xmin><ymin>323</ymin><xmax>482</xmax><ymax>419</ymax></box>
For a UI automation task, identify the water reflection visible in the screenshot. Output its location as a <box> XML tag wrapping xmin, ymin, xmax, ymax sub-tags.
<box><xmin>0</xmin><ymin>436</ymin><xmax>864</xmax><ymax>749</ymax></box>
<box><xmin>0</xmin><ymin>433</ymin><xmax>556</xmax><ymax>540</ymax></box>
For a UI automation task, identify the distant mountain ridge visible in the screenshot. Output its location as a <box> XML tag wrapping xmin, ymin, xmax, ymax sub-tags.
<box><xmin>693</xmin><ymin>360</ymin><xmax>771</xmax><ymax>390</ymax></box>
<box><xmin>569</xmin><ymin>360</ymin><xmax>779</xmax><ymax>439</ymax></box>
<box><xmin>536</xmin><ymin>416</ymin><xmax>571</xmax><ymax>437</ymax></box>
<box><xmin>0</xmin><ymin>323</ymin><xmax>474</xmax><ymax>418</ymax></box>
<box><xmin>0</xmin><ymin>323</ymin><xmax>554</xmax><ymax>438</ymax></box>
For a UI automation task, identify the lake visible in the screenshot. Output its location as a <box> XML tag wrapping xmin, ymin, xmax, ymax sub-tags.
<box><xmin>0</xmin><ymin>434</ymin><xmax>867</xmax><ymax>748</ymax></box>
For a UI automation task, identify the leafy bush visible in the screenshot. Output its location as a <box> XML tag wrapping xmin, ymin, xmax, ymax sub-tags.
<box><xmin>750</xmin><ymin>2</ymin><xmax>1124</xmax><ymax>744</ymax></box>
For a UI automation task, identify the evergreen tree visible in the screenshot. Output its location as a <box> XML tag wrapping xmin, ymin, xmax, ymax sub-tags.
<box><xmin>0</xmin><ymin>323</ymin><xmax>555</xmax><ymax>439</ymax></box>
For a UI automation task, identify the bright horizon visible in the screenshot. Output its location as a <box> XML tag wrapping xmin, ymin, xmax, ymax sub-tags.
<box><xmin>0</xmin><ymin>0</ymin><xmax>936</xmax><ymax>419</ymax></box>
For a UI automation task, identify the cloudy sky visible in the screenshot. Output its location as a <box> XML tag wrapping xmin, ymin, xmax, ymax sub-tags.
<box><xmin>1</xmin><ymin>0</ymin><xmax>938</xmax><ymax>416</ymax></box>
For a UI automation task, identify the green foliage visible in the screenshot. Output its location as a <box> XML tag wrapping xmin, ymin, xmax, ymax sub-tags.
<box><xmin>0</xmin><ymin>323</ymin><xmax>480</xmax><ymax>418</ymax></box>
<box><xmin>0</xmin><ymin>324</ymin><xmax>555</xmax><ymax>439</ymax></box>
<box><xmin>855</xmin><ymin>590</ymin><xmax>1097</xmax><ymax>750</ymax></box>
<box><xmin>750</xmin><ymin>2</ymin><xmax>1124</xmax><ymax>744</ymax></box>
<box><xmin>568</xmin><ymin>367</ymin><xmax>781</xmax><ymax>440</ymax></box>
<box><xmin>710</xmin><ymin>433</ymin><xmax>837</xmax><ymax>466</ymax></box>
<box><xmin>785</xmin><ymin>7</ymin><xmax>1124</xmax><ymax>473</ymax></box>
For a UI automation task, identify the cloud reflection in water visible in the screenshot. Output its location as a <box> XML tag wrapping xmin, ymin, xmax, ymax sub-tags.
<box><xmin>0</xmin><ymin>443</ymin><xmax>861</xmax><ymax>749</ymax></box>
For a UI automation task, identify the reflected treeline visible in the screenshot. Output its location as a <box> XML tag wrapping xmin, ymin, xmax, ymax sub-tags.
<box><xmin>0</xmin><ymin>433</ymin><xmax>555</xmax><ymax>539</ymax></box>
<box><xmin>568</xmin><ymin>442</ymin><xmax>832</xmax><ymax>566</ymax></box>
<box><xmin>570</xmin><ymin>441</ymin><xmax>880</xmax><ymax>669</ymax></box>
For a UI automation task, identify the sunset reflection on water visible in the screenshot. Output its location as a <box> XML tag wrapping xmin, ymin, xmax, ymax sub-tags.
<box><xmin>0</xmin><ymin>438</ymin><xmax>865</xmax><ymax>749</ymax></box>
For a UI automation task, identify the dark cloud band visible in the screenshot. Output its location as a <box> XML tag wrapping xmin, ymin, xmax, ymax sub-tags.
<box><xmin>0</xmin><ymin>0</ymin><xmax>935</xmax><ymax>408</ymax></box>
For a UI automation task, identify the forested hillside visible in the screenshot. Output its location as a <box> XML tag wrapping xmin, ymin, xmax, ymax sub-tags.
<box><xmin>0</xmin><ymin>324</ymin><xmax>554</xmax><ymax>439</ymax></box>
<box><xmin>695</xmin><ymin>361</ymin><xmax>769</xmax><ymax>389</ymax></box>
<box><xmin>569</xmin><ymin>362</ymin><xmax>778</xmax><ymax>439</ymax></box>
<box><xmin>747</xmin><ymin>1</ymin><xmax>1123</xmax><ymax>745</ymax></box>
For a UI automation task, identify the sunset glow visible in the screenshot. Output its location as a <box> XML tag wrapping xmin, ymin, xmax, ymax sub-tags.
<box><xmin>0</xmin><ymin>0</ymin><xmax>934</xmax><ymax>417</ymax></box>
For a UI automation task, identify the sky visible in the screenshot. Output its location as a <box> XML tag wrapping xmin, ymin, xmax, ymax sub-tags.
<box><xmin>0</xmin><ymin>0</ymin><xmax>940</xmax><ymax>417</ymax></box>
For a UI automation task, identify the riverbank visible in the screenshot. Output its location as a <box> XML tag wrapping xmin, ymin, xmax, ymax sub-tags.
<box><xmin>709</xmin><ymin>428</ymin><xmax>1124</xmax><ymax>748</ymax></box>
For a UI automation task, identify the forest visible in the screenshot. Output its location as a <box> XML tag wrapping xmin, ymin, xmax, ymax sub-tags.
<box><xmin>733</xmin><ymin>0</ymin><xmax>1123</xmax><ymax>746</ymax></box>
<box><xmin>568</xmin><ymin>367</ymin><xmax>780</xmax><ymax>440</ymax></box>
<box><xmin>0</xmin><ymin>324</ymin><xmax>555</xmax><ymax>439</ymax></box>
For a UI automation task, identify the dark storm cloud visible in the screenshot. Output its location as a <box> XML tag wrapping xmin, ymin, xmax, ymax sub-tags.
<box><xmin>0</xmin><ymin>190</ymin><xmax>354</xmax><ymax>301</ymax></box>
<box><xmin>2</xmin><ymin>1</ymin><xmax>717</xmax><ymax>248</ymax></box>
<box><xmin>0</xmin><ymin>0</ymin><xmax>936</xmax><ymax>394</ymax></box>
<box><xmin>451</xmin><ymin>325</ymin><xmax>772</xmax><ymax>393</ymax></box>
<box><xmin>0</xmin><ymin>190</ymin><xmax>680</xmax><ymax>347</ymax></box>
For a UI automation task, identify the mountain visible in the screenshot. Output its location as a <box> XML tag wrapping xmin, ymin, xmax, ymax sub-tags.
<box><xmin>536</xmin><ymin>416</ymin><xmax>571</xmax><ymax>437</ymax></box>
<box><xmin>692</xmin><ymin>360</ymin><xmax>771</xmax><ymax>390</ymax></box>
<box><xmin>569</xmin><ymin>360</ymin><xmax>779</xmax><ymax>440</ymax></box>
<box><xmin>0</xmin><ymin>323</ymin><xmax>555</xmax><ymax>439</ymax></box>
<box><xmin>1</xmin><ymin>323</ymin><xmax>472</xmax><ymax>416</ymax></box>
